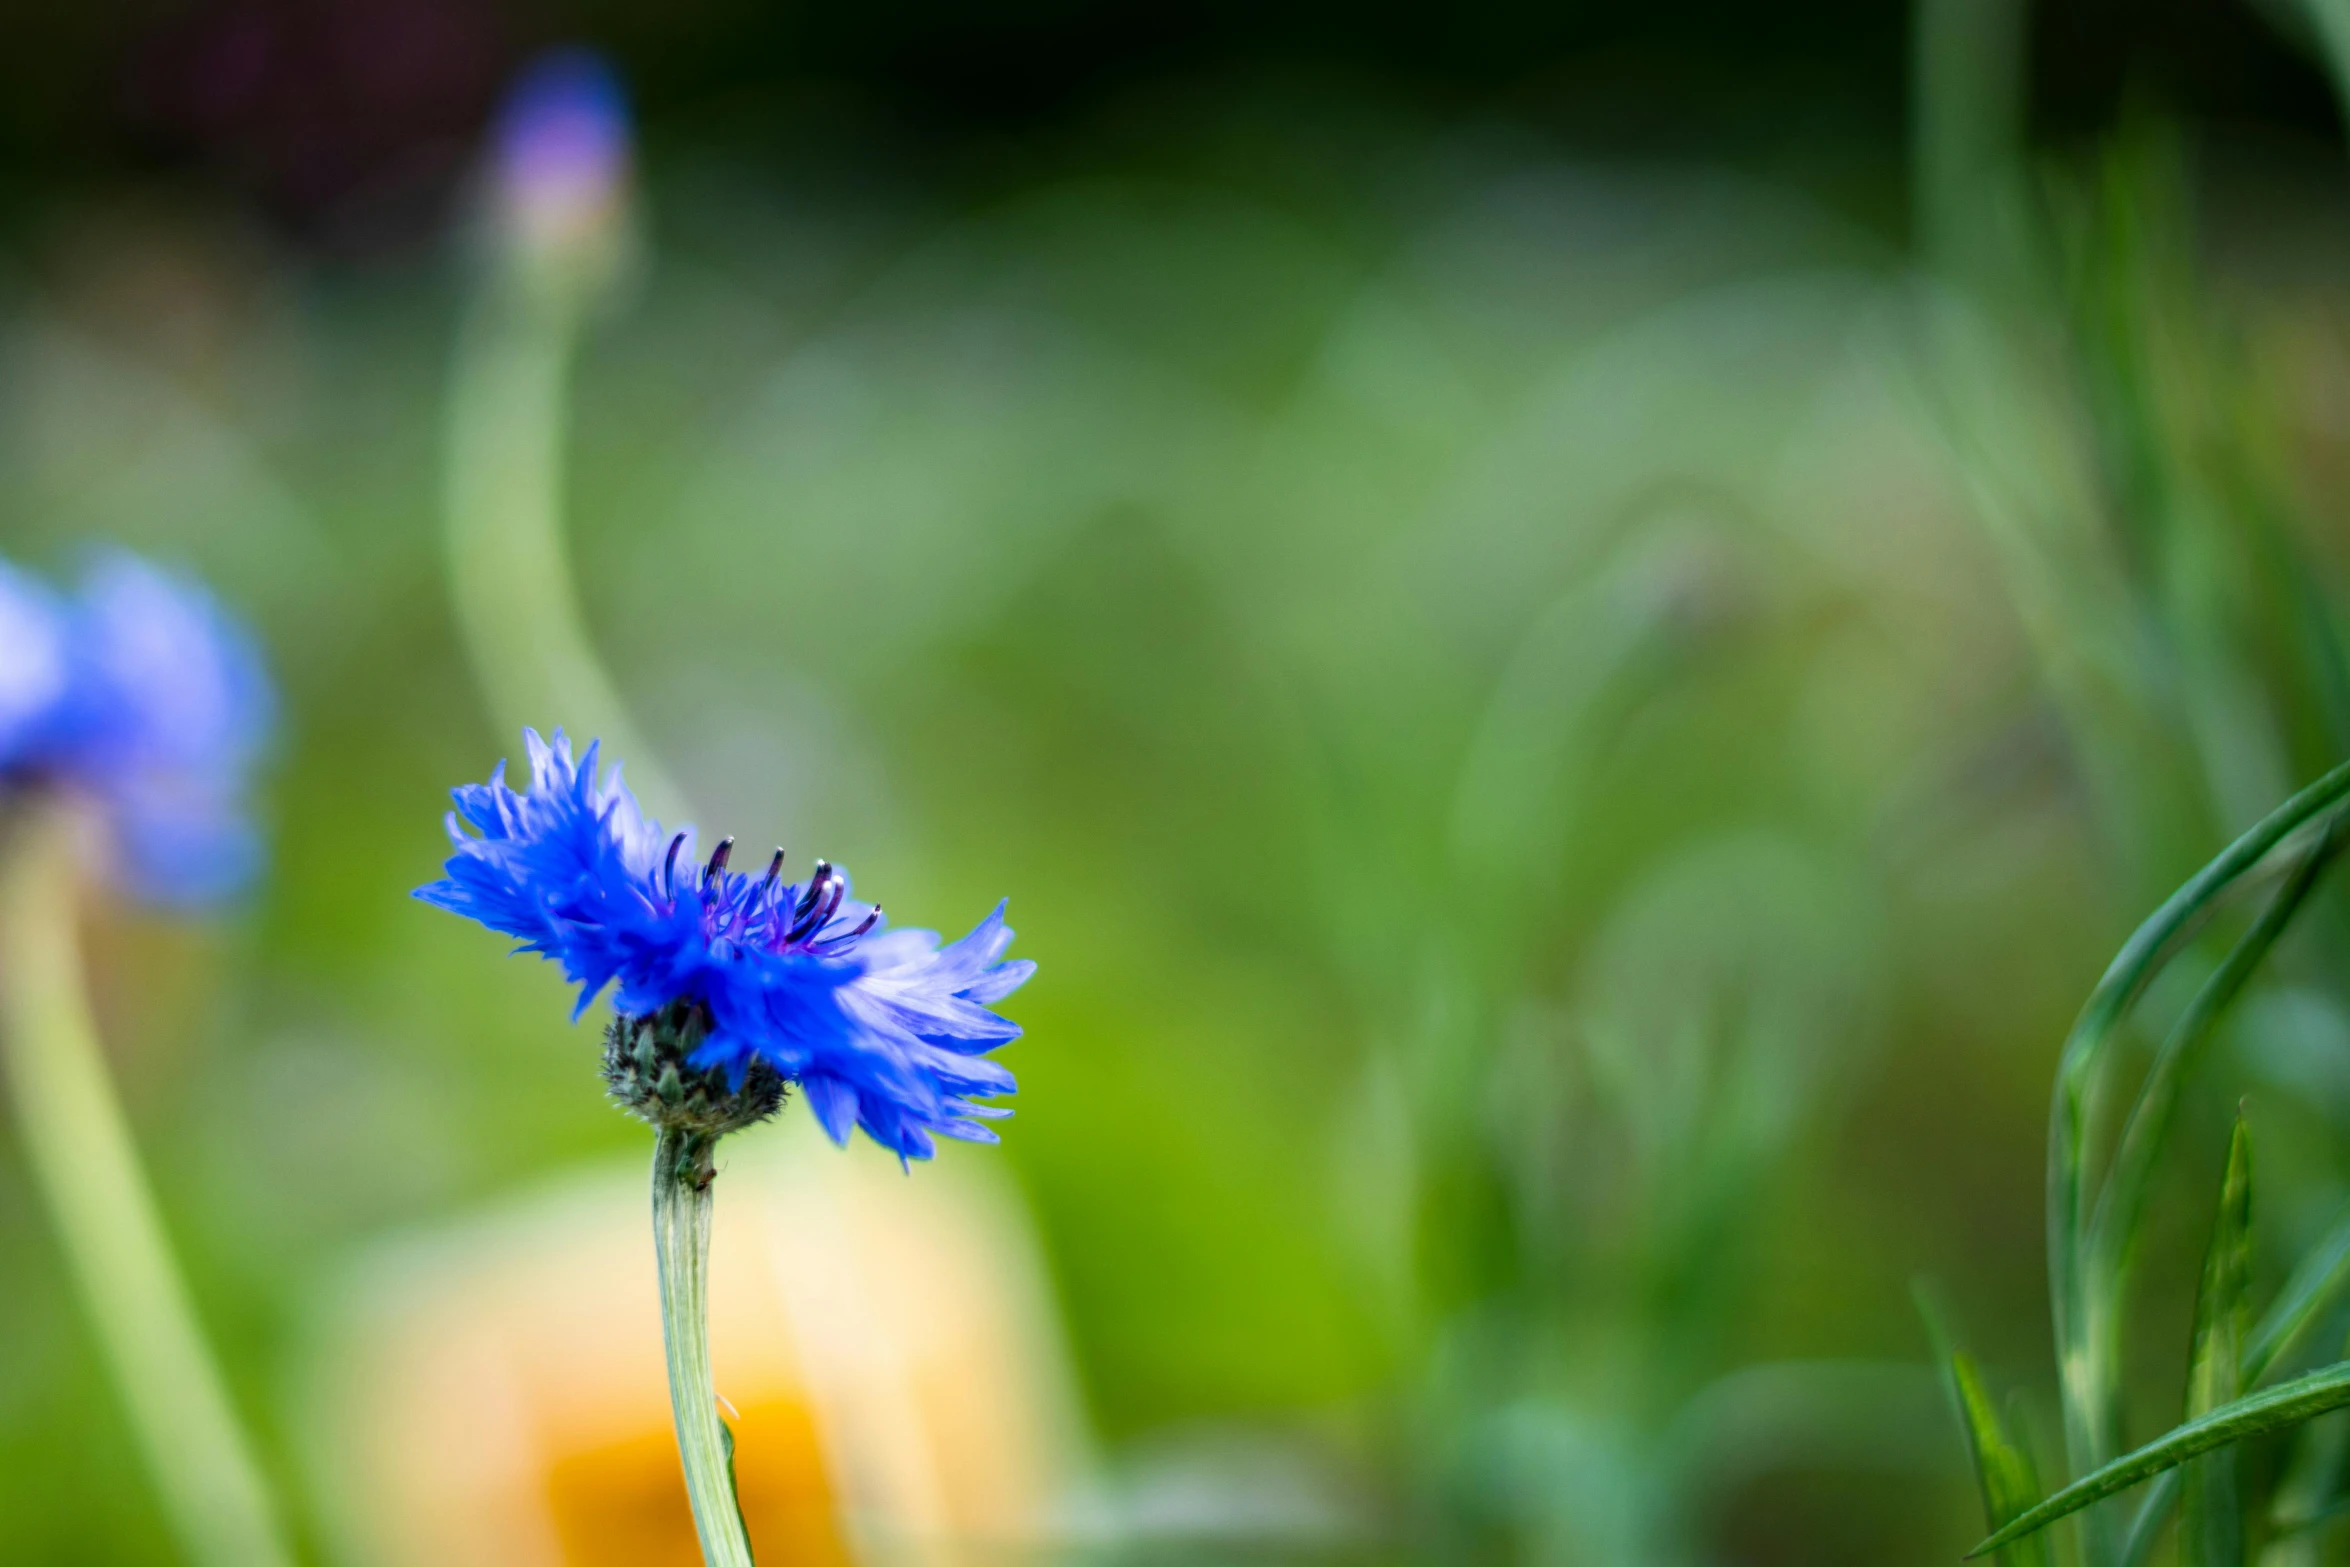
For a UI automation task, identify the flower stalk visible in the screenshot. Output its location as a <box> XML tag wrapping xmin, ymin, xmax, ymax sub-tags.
<box><xmin>429</xmin><ymin>55</ymin><xmax>1030</xmax><ymax>1567</ymax></box>
<box><xmin>652</xmin><ymin>1123</ymin><xmax>757</xmax><ymax>1567</ymax></box>
<box><xmin>0</xmin><ymin>802</ymin><xmax>294</xmax><ymax>1567</ymax></box>
<box><xmin>442</xmin><ymin>49</ymin><xmax>685</xmax><ymax>826</ymax></box>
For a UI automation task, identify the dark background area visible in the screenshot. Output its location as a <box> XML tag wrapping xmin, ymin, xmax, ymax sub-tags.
<box><xmin>0</xmin><ymin>0</ymin><xmax>2339</xmax><ymax>247</ymax></box>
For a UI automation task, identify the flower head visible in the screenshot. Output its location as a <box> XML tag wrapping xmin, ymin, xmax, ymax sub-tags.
<box><xmin>416</xmin><ymin>729</ymin><xmax>1032</xmax><ymax>1160</ymax></box>
<box><xmin>0</xmin><ymin>550</ymin><xmax>272</xmax><ymax>905</ymax></box>
<box><xmin>490</xmin><ymin>48</ymin><xmax>632</xmax><ymax>266</ymax></box>
<box><xmin>0</xmin><ymin>561</ymin><xmax>69</xmax><ymax>766</ymax></box>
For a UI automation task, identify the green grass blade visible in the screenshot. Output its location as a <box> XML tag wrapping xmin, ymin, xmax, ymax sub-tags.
<box><xmin>2118</xmin><ymin>1471</ymin><xmax>2179</xmax><ymax>1567</ymax></box>
<box><xmin>2047</xmin><ymin>759</ymin><xmax>2350</xmax><ymax>1493</ymax></box>
<box><xmin>2180</xmin><ymin>1116</ymin><xmax>2253</xmax><ymax>1567</ymax></box>
<box><xmin>2247</xmin><ymin>1202</ymin><xmax>2350</xmax><ymax>1386</ymax></box>
<box><xmin>1970</xmin><ymin>1361</ymin><xmax>2350</xmax><ymax>1558</ymax></box>
<box><xmin>2108</xmin><ymin>1199</ymin><xmax>2350</xmax><ymax>1567</ymax></box>
<box><xmin>2067</xmin><ymin>824</ymin><xmax>2333</xmax><ymax>1560</ymax></box>
<box><xmin>2090</xmin><ymin>829</ymin><xmax>2335</xmax><ymax>1286</ymax></box>
<box><xmin>2268</xmin><ymin>1406</ymin><xmax>2350</xmax><ymax>1548</ymax></box>
<box><xmin>1920</xmin><ymin>1284</ymin><xmax>2055</xmax><ymax>1567</ymax></box>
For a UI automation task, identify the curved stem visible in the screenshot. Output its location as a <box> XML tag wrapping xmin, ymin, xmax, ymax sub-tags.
<box><xmin>442</xmin><ymin>270</ymin><xmax>687</xmax><ymax>824</ymax></box>
<box><xmin>652</xmin><ymin>1124</ymin><xmax>756</xmax><ymax>1567</ymax></box>
<box><xmin>0</xmin><ymin>802</ymin><xmax>295</xmax><ymax>1567</ymax></box>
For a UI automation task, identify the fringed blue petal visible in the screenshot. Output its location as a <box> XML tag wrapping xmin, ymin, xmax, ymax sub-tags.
<box><xmin>420</xmin><ymin>731</ymin><xmax>1033</xmax><ymax>1158</ymax></box>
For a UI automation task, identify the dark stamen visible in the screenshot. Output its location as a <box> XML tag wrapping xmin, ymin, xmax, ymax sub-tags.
<box><xmin>704</xmin><ymin>837</ymin><xmax>735</xmax><ymax>883</ymax></box>
<box><xmin>761</xmin><ymin>849</ymin><xmax>786</xmax><ymax>890</ymax></box>
<box><xmin>663</xmin><ymin>833</ymin><xmax>687</xmax><ymax>898</ymax></box>
<box><xmin>793</xmin><ymin>861</ymin><xmax>834</xmax><ymax>921</ymax></box>
<box><xmin>801</xmin><ymin>871</ymin><xmax>847</xmax><ymax>938</ymax></box>
<box><xmin>809</xmin><ymin>904</ymin><xmax>881</xmax><ymax>953</ymax></box>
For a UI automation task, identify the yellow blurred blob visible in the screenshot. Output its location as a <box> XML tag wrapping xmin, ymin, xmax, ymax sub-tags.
<box><xmin>302</xmin><ymin>1129</ymin><xmax>1087</xmax><ymax>1566</ymax></box>
<box><xmin>544</xmin><ymin>1399</ymin><xmax>842</xmax><ymax>1567</ymax></box>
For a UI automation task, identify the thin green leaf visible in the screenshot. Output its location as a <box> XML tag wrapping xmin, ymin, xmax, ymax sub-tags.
<box><xmin>2268</xmin><ymin>1405</ymin><xmax>2350</xmax><ymax>1543</ymax></box>
<box><xmin>2274</xmin><ymin>1486</ymin><xmax>2350</xmax><ymax>1538</ymax></box>
<box><xmin>1919</xmin><ymin>1284</ymin><xmax>2054</xmax><ymax>1567</ymax></box>
<box><xmin>2180</xmin><ymin>1115</ymin><xmax>2253</xmax><ymax>1567</ymax></box>
<box><xmin>2248</xmin><ymin>1201</ymin><xmax>2350</xmax><ymax>1385</ymax></box>
<box><xmin>1970</xmin><ymin>1360</ymin><xmax>2350</xmax><ymax>1558</ymax></box>
<box><xmin>2118</xmin><ymin>1471</ymin><xmax>2178</xmax><ymax>1567</ymax></box>
<box><xmin>2067</xmin><ymin>828</ymin><xmax>2331</xmax><ymax>1543</ymax></box>
<box><xmin>2108</xmin><ymin>1207</ymin><xmax>2350</xmax><ymax>1567</ymax></box>
<box><xmin>2048</xmin><ymin>760</ymin><xmax>2350</xmax><ymax>1491</ymax></box>
<box><xmin>2091</xmin><ymin>828</ymin><xmax>2335</xmax><ymax>1284</ymax></box>
<box><xmin>720</xmin><ymin>1414</ymin><xmax>757</xmax><ymax>1565</ymax></box>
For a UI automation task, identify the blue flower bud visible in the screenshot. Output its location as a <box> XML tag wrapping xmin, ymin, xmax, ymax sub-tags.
<box><xmin>489</xmin><ymin>48</ymin><xmax>633</xmax><ymax>268</ymax></box>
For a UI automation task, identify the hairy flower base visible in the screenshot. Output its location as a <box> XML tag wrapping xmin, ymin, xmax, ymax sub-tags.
<box><xmin>603</xmin><ymin>999</ymin><xmax>787</xmax><ymax>1140</ymax></box>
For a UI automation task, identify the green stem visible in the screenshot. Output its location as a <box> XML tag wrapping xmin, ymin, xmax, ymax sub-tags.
<box><xmin>442</xmin><ymin>266</ymin><xmax>687</xmax><ymax>824</ymax></box>
<box><xmin>1912</xmin><ymin>0</ymin><xmax>2030</xmax><ymax>289</ymax></box>
<box><xmin>652</xmin><ymin>1124</ymin><xmax>756</xmax><ymax>1567</ymax></box>
<box><xmin>0</xmin><ymin>803</ymin><xmax>295</xmax><ymax>1567</ymax></box>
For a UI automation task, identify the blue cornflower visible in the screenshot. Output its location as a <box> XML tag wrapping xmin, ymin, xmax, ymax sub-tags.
<box><xmin>0</xmin><ymin>561</ymin><xmax>70</xmax><ymax>765</ymax></box>
<box><xmin>490</xmin><ymin>49</ymin><xmax>632</xmax><ymax>264</ymax></box>
<box><xmin>0</xmin><ymin>550</ymin><xmax>272</xmax><ymax>906</ymax></box>
<box><xmin>416</xmin><ymin>729</ymin><xmax>1032</xmax><ymax>1160</ymax></box>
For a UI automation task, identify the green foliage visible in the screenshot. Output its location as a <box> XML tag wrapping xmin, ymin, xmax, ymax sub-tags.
<box><xmin>1921</xmin><ymin>1287</ymin><xmax>2054</xmax><ymax>1567</ymax></box>
<box><xmin>1974</xmin><ymin>1363</ymin><xmax>2350</xmax><ymax>1557</ymax></box>
<box><xmin>15</xmin><ymin>3</ymin><xmax>2350</xmax><ymax>1561</ymax></box>
<box><xmin>2246</xmin><ymin>1204</ymin><xmax>2350</xmax><ymax>1386</ymax></box>
<box><xmin>2180</xmin><ymin>1117</ymin><xmax>2253</xmax><ymax>1567</ymax></box>
<box><xmin>1914</xmin><ymin>4</ymin><xmax>2350</xmax><ymax>1561</ymax></box>
<box><xmin>1946</xmin><ymin>769</ymin><xmax>2350</xmax><ymax>1565</ymax></box>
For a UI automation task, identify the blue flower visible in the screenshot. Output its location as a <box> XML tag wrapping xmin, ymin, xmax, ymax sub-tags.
<box><xmin>491</xmin><ymin>49</ymin><xmax>631</xmax><ymax>259</ymax></box>
<box><xmin>0</xmin><ymin>560</ymin><xmax>70</xmax><ymax>768</ymax></box>
<box><xmin>54</xmin><ymin>554</ymin><xmax>274</xmax><ymax>904</ymax></box>
<box><xmin>416</xmin><ymin>729</ymin><xmax>1033</xmax><ymax>1160</ymax></box>
<box><xmin>0</xmin><ymin>550</ymin><xmax>272</xmax><ymax>906</ymax></box>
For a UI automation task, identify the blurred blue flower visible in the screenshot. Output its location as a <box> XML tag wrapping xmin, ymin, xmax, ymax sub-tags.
<box><xmin>417</xmin><ymin>729</ymin><xmax>1032</xmax><ymax>1160</ymax></box>
<box><xmin>54</xmin><ymin>554</ymin><xmax>274</xmax><ymax>905</ymax></box>
<box><xmin>0</xmin><ymin>551</ymin><xmax>272</xmax><ymax>906</ymax></box>
<box><xmin>0</xmin><ymin>561</ymin><xmax>70</xmax><ymax>768</ymax></box>
<box><xmin>490</xmin><ymin>48</ymin><xmax>631</xmax><ymax>259</ymax></box>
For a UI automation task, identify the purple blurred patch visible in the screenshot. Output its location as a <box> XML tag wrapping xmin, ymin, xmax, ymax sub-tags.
<box><xmin>119</xmin><ymin>0</ymin><xmax>511</xmax><ymax>253</ymax></box>
<box><xmin>491</xmin><ymin>48</ymin><xmax>629</xmax><ymax>219</ymax></box>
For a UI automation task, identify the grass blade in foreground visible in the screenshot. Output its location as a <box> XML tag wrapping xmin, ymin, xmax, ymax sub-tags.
<box><xmin>2180</xmin><ymin>1116</ymin><xmax>2253</xmax><ymax>1567</ymax></box>
<box><xmin>1921</xmin><ymin>1284</ymin><xmax>2054</xmax><ymax>1567</ymax></box>
<box><xmin>2246</xmin><ymin>1202</ymin><xmax>2350</xmax><ymax>1385</ymax></box>
<box><xmin>2114</xmin><ymin>1195</ymin><xmax>2350</xmax><ymax>1567</ymax></box>
<box><xmin>2046</xmin><ymin>756</ymin><xmax>2350</xmax><ymax>1509</ymax></box>
<box><xmin>1971</xmin><ymin>1361</ymin><xmax>2350</xmax><ymax>1557</ymax></box>
<box><xmin>2120</xmin><ymin>1472</ymin><xmax>2180</xmax><ymax>1567</ymax></box>
<box><xmin>2089</xmin><ymin>828</ymin><xmax>2334</xmax><ymax>1291</ymax></box>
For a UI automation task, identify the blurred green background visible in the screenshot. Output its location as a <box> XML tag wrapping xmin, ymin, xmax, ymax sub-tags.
<box><xmin>8</xmin><ymin>1</ymin><xmax>2350</xmax><ymax>1562</ymax></box>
